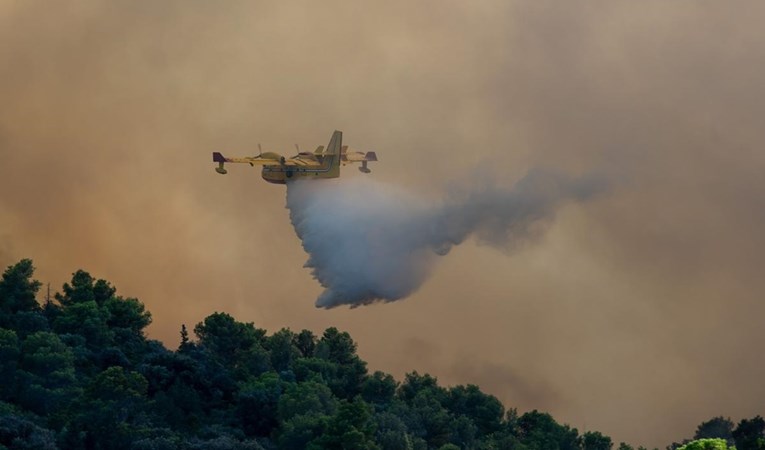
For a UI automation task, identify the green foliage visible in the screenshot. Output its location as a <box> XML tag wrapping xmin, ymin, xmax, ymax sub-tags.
<box><xmin>16</xmin><ymin>331</ymin><xmax>77</xmax><ymax>417</ymax></box>
<box><xmin>0</xmin><ymin>329</ymin><xmax>20</xmax><ymax>402</ymax></box>
<box><xmin>266</xmin><ymin>328</ymin><xmax>301</xmax><ymax>373</ymax></box>
<box><xmin>0</xmin><ymin>260</ymin><xmax>43</xmax><ymax>336</ymax></box>
<box><xmin>362</xmin><ymin>371</ymin><xmax>398</xmax><ymax>408</ymax></box>
<box><xmin>313</xmin><ymin>397</ymin><xmax>379</xmax><ymax>449</ymax></box>
<box><xmin>694</xmin><ymin>417</ymin><xmax>735</xmax><ymax>447</ymax></box>
<box><xmin>293</xmin><ymin>329</ymin><xmax>317</xmax><ymax>357</ymax></box>
<box><xmin>583</xmin><ymin>430</ymin><xmax>614</xmax><ymax>450</ymax></box>
<box><xmin>278</xmin><ymin>381</ymin><xmax>337</xmax><ymax>422</ymax></box>
<box><xmin>53</xmin><ymin>300</ymin><xmax>112</xmax><ymax>348</ymax></box>
<box><xmin>518</xmin><ymin>410</ymin><xmax>581</xmax><ymax>450</ymax></box>
<box><xmin>678</xmin><ymin>438</ymin><xmax>734</xmax><ymax>450</ymax></box>
<box><xmin>236</xmin><ymin>372</ymin><xmax>282</xmax><ymax>436</ymax></box>
<box><xmin>194</xmin><ymin>312</ymin><xmax>267</xmax><ymax>369</ymax></box>
<box><xmin>55</xmin><ymin>270</ymin><xmax>98</xmax><ymax>306</ymax></box>
<box><xmin>0</xmin><ymin>413</ymin><xmax>57</xmax><ymax>449</ymax></box>
<box><xmin>1</xmin><ymin>259</ymin><xmax>760</xmax><ymax>450</ymax></box>
<box><xmin>0</xmin><ymin>260</ymin><xmax>42</xmax><ymax>315</ymax></box>
<box><xmin>733</xmin><ymin>416</ymin><xmax>765</xmax><ymax>450</ymax></box>
<box><xmin>104</xmin><ymin>296</ymin><xmax>151</xmax><ymax>333</ymax></box>
<box><xmin>446</xmin><ymin>384</ymin><xmax>504</xmax><ymax>435</ymax></box>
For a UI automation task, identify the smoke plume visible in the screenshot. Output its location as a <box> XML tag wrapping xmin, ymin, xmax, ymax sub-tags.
<box><xmin>287</xmin><ymin>169</ymin><xmax>605</xmax><ymax>308</ymax></box>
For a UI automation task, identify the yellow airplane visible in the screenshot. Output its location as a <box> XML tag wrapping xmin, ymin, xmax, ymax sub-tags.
<box><xmin>212</xmin><ymin>130</ymin><xmax>377</xmax><ymax>184</ymax></box>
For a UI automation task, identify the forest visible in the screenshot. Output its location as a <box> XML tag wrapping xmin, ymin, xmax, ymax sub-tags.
<box><xmin>0</xmin><ymin>259</ymin><xmax>762</xmax><ymax>449</ymax></box>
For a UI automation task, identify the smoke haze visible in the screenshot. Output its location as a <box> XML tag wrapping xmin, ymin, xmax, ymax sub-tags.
<box><xmin>2</xmin><ymin>1</ymin><xmax>765</xmax><ymax>447</ymax></box>
<box><xmin>288</xmin><ymin>171</ymin><xmax>604</xmax><ymax>308</ymax></box>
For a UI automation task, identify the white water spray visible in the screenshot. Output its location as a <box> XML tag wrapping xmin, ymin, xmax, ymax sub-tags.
<box><xmin>287</xmin><ymin>169</ymin><xmax>604</xmax><ymax>308</ymax></box>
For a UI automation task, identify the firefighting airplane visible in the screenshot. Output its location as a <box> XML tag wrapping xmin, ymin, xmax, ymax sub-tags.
<box><xmin>212</xmin><ymin>130</ymin><xmax>377</xmax><ymax>184</ymax></box>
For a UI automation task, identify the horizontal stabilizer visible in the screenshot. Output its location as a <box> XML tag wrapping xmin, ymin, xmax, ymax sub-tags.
<box><xmin>341</xmin><ymin>150</ymin><xmax>378</xmax><ymax>162</ymax></box>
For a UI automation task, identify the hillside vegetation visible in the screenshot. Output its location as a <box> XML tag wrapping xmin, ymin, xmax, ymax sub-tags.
<box><xmin>0</xmin><ymin>259</ymin><xmax>762</xmax><ymax>450</ymax></box>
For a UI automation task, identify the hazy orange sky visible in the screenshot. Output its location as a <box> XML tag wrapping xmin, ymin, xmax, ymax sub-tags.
<box><xmin>1</xmin><ymin>1</ymin><xmax>764</xmax><ymax>447</ymax></box>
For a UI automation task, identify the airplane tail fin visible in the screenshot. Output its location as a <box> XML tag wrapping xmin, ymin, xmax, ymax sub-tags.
<box><xmin>326</xmin><ymin>130</ymin><xmax>342</xmax><ymax>155</ymax></box>
<box><xmin>324</xmin><ymin>130</ymin><xmax>342</xmax><ymax>177</ymax></box>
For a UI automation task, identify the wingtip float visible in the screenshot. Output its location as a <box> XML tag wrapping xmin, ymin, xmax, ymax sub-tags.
<box><xmin>212</xmin><ymin>130</ymin><xmax>378</xmax><ymax>184</ymax></box>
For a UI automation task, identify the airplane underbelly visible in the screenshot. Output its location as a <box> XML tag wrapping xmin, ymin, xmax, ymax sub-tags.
<box><xmin>261</xmin><ymin>169</ymin><xmax>287</xmax><ymax>184</ymax></box>
<box><xmin>262</xmin><ymin>166</ymin><xmax>334</xmax><ymax>184</ymax></box>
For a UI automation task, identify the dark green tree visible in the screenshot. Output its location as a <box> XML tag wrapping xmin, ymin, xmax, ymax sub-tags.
<box><xmin>361</xmin><ymin>371</ymin><xmax>398</xmax><ymax>409</ymax></box>
<box><xmin>446</xmin><ymin>384</ymin><xmax>504</xmax><ymax>436</ymax></box>
<box><xmin>398</xmin><ymin>372</ymin><xmax>446</xmax><ymax>404</ymax></box>
<box><xmin>518</xmin><ymin>410</ymin><xmax>581</xmax><ymax>450</ymax></box>
<box><xmin>278</xmin><ymin>381</ymin><xmax>337</xmax><ymax>422</ymax></box>
<box><xmin>0</xmin><ymin>260</ymin><xmax>42</xmax><ymax>314</ymax></box>
<box><xmin>52</xmin><ymin>299</ymin><xmax>112</xmax><ymax>349</ymax></box>
<box><xmin>0</xmin><ymin>260</ymin><xmax>44</xmax><ymax>336</ymax></box>
<box><xmin>16</xmin><ymin>331</ymin><xmax>77</xmax><ymax>417</ymax></box>
<box><xmin>70</xmin><ymin>366</ymin><xmax>150</xmax><ymax>448</ymax></box>
<box><xmin>373</xmin><ymin>412</ymin><xmax>413</xmax><ymax>450</ymax></box>
<box><xmin>694</xmin><ymin>417</ymin><xmax>735</xmax><ymax>446</ymax></box>
<box><xmin>583</xmin><ymin>430</ymin><xmax>613</xmax><ymax>450</ymax></box>
<box><xmin>277</xmin><ymin>412</ymin><xmax>330</xmax><ymax>450</ymax></box>
<box><xmin>0</xmin><ymin>329</ymin><xmax>20</xmax><ymax>401</ymax></box>
<box><xmin>267</xmin><ymin>328</ymin><xmax>301</xmax><ymax>373</ymax></box>
<box><xmin>194</xmin><ymin>312</ymin><xmax>266</xmax><ymax>364</ymax></box>
<box><xmin>317</xmin><ymin>328</ymin><xmax>367</xmax><ymax>399</ymax></box>
<box><xmin>55</xmin><ymin>270</ymin><xmax>98</xmax><ymax>306</ymax></box>
<box><xmin>733</xmin><ymin>416</ymin><xmax>765</xmax><ymax>450</ymax></box>
<box><xmin>104</xmin><ymin>296</ymin><xmax>151</xmax><ymax>334</ymax></box>
<box><xmin>236</xmin><ymin>372</ymin><xmax>283</xmax><ymax>437</ymax></box>
<box><xmin>293</xmin><ymin>329</ymin><xmax>317</xmax><ymax>357</ymax></box>
<box><xmin>179</xmin><ymin>324</ymin><xmax>192</xmax><ymax>352</ymax></box>
<box><xmin>313</xmin><ymin>397</ymin><xmax>379</xmax><ymax>449</ymax></box>
<box><xmin>0</xmin><ymin>413</ymin><xmax>58</xmax><ymax>449</ymax></box>
<box><xmin>398</xmin><ymin>390</ymin><xmax>453</xmax><ymax>448</ymax></box>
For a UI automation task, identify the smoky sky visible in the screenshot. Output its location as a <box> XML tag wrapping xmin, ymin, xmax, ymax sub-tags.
<box><xmin>2</xmin><ymin>1</ymin><xmax>765</xmax><ymax>447</ymax></box>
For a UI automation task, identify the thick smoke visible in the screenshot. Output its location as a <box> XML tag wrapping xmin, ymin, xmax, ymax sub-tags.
<box><xmin>287</xmin><ymin>169</ymin><xmax>605</xmax><ymax>308</ymax></box>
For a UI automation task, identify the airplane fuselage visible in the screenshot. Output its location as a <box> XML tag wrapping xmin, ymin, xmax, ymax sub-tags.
<box><xmin>260</xmin><ymin>153</ymin><xmax>341</xmax><ymax>184</ymax></box>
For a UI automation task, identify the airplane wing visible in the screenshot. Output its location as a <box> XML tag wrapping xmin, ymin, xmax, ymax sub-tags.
<box><xmin>212</xmin><ymin>152</ymin><xmax>323</xmax><ymax>167</ymax></box>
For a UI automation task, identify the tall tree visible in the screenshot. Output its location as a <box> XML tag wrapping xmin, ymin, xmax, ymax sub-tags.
<box><xmin>17</xmin><ymin>331</ymin><xmax>77</xmax><ymax>416</ymax></box>
<box><xmin>583</xmin><ymin>430</ymin><xmax>614</xmax><ymax>450</ymax></box>
<box><xmin>0</xmin><ymin>260</ymin><xmax>43</xmax><ymax>334</ymax></box>
<box><xmin>317</xmin><ymin>328</ymin><xmax>367</xmax><ymax>399</ymax></box>
<box><xmin>293</xmin><ymin>329</ymin><xmax>317</xmax><ymax>357</ymax></box>
<box><xmin>361</xmin><ymin>371</ymin><xmax>398</xmax><ymax>409</ymax></box>
<box><xmin>55</xmin><ymin>270</ymin><xmax>97</xmax><ymax>306</ymax></box>
<box><xmin>695</xmin><ymin>417</ymin><xmax>735</xmax><ymax>446</ymax></box>
<box><xmin>194</xmin><ymin>312</ymin><xmax>266</xmax><ymax>364</ymax></box>
<box><xmin>0</xmin><ymin>259</ymin><xmax>42</xmax><ymax>314</ymax></box>
<box><xmin>518</xmin><ymin>410</ymin><xmax>581</xmax><ymax>450</ymax></box>
<box><xmin>733</xmin><ymin>416</ymin><xmax>765</xmax><ymax>450</ymax></box>
<box><xmin>445</xmin><ymin>384</ymin><xmax>504</xmax><ymax>436</ymax></box>
<box><xmin>267</xmin><ymin>328</ymin><xmax>301</xmax><ymax>373</ymax></box>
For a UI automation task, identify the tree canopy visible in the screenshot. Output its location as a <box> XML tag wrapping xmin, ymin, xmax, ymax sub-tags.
<box><xmin>0</xmin><ymin>259</ymin><xmax>760</xmax><ymax>449</ymax></box>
